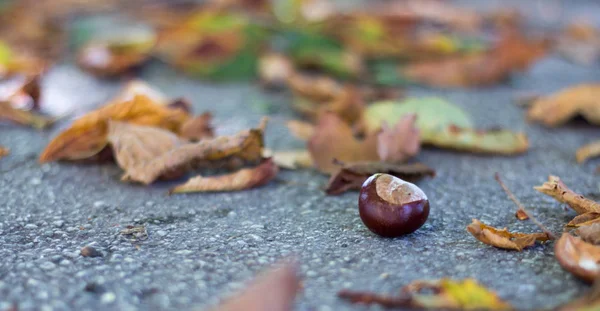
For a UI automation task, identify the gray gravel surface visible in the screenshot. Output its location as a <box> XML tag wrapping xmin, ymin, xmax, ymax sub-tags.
<box><xmin>2</xmin><ymin>2</ymin><xmax>600</xmax><ymax>311</ymax></box>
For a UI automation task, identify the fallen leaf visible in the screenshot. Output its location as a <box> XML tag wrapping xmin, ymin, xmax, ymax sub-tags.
<box><xmin>376</xmin><ymin>114</ymin><xmax>420</xmax><ymax>163</ymax></box>
<box><xmin>286</xmin><ymin>120</ymin><xmax>315</xmax><ymax>141</ymax></box>
<box><xmin>325</xmin><ymin>161</ymin><xmax>435</xmax><ymax>195</ymax></box>
<box><xmin>576</xmin><ymin>141</ymin><xmax>600</xmax><ymax>170</ymax></box>
<box><xmin>466</xmin><ymin>219</ymin><xmax>550</xmax><ymax>251</ymax></box>
<box><xmin>339</xmin><ymin>278</ymin><xmax>512</xmax><ymax>310</ymax></box>
<box><xmin>120</xmin><ymin>225</ymin><xmax>148</xmax><ymax>242</ymax></box>
<box><xmin>555</xmin><ymin>233</ymin><xmax>600</xmax><ymax>283</ymax></box>
<box><xmin>424</xmin><ymin>125</ymin><xmax>529</xmax><ymax>155</ymax></box>
<box><xmin>108</xmin><ymin>118</ymin><xmax>267</xmax><ymax>184</ymax></box>
<box><xmin>110</xmin><ymin>80</ymin><xmax>170</xmax><ymax>106</ymax></box>
<box><xmin>555</xmin><ymin>22</ymin><xmax>600</xmax><ymax>65</ymax></box>
<box><xmin>0</xmin><ymin>146</ymin><xmax>9</xmax><ymax>159</ymax></box>
<box><xmin>39</xmin><ymin>94</ymin><xmax>189</xmax><ymax>163</ymax></box>
<box><xmin>0</xmin><ymin>75</ymin><xmax>41</xmax><ymax>110</ymax></box>
<box><xmin>568</xmin><ymin>212</ymin><xmax>600</xmax><ymax>227</ymax></box>
<box><xmin>77</xmin><ymin>31</ymin><xmax>156</xmax><ymax>77</ymax></box>
<box><xmin>534</xmin><ymin>175</ymin><xmax>600</xmax><ymax>215</ymax></box>
<box><xmin>308</xmin><ymin>113</ymin><xmax>378</xmax><ymax>174</ymax></box>
<box><xmin>170</xmin><ymin>158</ymin><xmax>278</xmax><ymax>194</ymax></box>
<box><xmin>0</xmin><ymin>100</ymin><xmax>53</xmax><ymax>129</ymax></box>
<box><xmin>269</xmin><ymin>149</ymin><xmax>313</xmax><ymax>170</ymax></box>
<box><xmin>527</xmin><ymin>84</ymin><xmax>600</xmax><ymax>127</ymax></box>
<box><xmin>155</xmin><ymin>10</ymin><xmax>268</xmax><ymax>80</ymax></box>
<box><xmin>577</xmin><ymin>223</ymin><xmax>600</xmax><ymax>245</ymax></box>
<box><xmin>179</xmin><ymin>112</ymin><xmax>215</xmax><ymax>142</ymax></box>
<box><xmin>211</xmin><ymin>261</ymin><xmax>300</xmax><ymax>311</ymax></box>
<box><xmin>401</xmin><ymin>32</ymin><xmax>547</xmax><ymax>87</ymax></box>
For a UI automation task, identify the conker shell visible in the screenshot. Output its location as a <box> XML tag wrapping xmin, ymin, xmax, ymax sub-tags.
<box><xmin>358</xmin><ymin>173</ymin><xmax>429</xmax><ymax>237</ymax></box>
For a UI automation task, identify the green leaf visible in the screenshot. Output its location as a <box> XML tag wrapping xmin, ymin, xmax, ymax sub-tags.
<box><xmin>424</xmin><ymin>126</ymin><xmax>529</xmax><ymax>154</ymax></box>
<box><xmin>364</xmin><ymin>97</ymin><xmax>474</xmax><ymax>134</ymax></box>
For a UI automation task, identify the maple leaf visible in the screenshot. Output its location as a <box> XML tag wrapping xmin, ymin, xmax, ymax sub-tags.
<box><xmin>212</xmin><ymin>261</ymin><xmax>300</xmax><ymax>311</ymax></box>
<box><xmin>339</xmin><ymin>278</ymin><xmax>512</xmax><ymax>310</ymax></box>
<box><xmin>39</xmin><ymin>94</ymin><xmax>189</xmax><ymax>163</ymax></box>
<box><xmin>534</xmin><ymin>175</ymin><xmax>600</xmax><ymax>215</ymax></box>
<box><xmin>0</xmin><ymin>146</ymin><xmax>9</xmax><ymax>159</ymax></box>
<box><xmin>325</xmin><ymin>161</ymin><xmax>435</xmax><ymax>195</ymax></box>
<box><xmin>466</xmin><ymin>219</ymin><xmax>550</xmax><ymax>251</ymax></box>
<box><xmin>527</xmin><ymin>84</ymin><xmax>600</xmax><ymax>127</ymax></box>
<box><xmin>555</xmin><ymin>233</ymin><xmax>600</xmax><ymax>283</ymax></box>
<box><xmin>169</xmin><ymin>158</ymin><xmax>278</xmax><ymax>194</ymax></box>
<box><xmin>76</xmin><ymin>32</ymin><xmax>156</xmax><ymax>77</ymax></box>
<box><xmin>179</xmin><ymin>112</ymin><xmax>215</xmax><ymax>142</ymax></box>
<box><xmin>107</xmin><ymin>118</ymin><xmax>267</xmax><ymax>185</ymax></box>
<box><xmin>0</xmin><ymin>100</ymin><xmax>53</xmax><ymax>129</ymax></box>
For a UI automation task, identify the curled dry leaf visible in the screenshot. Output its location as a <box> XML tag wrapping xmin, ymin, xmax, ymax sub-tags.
<box><xmin>555</xmin><ymin>233</ymin><xmax>600</xmax><ymax>283</ymax></box>
<box><xmin>577</xmin><ymin>223</ymin><xmax>600</xmax><ymax>245</ymax></box>
<box><xmin>534</xmin><ymin>175</ymin><xmax>600</xmax><ymax>214</ymax></box>
<box><xmin>170</xmin><ymin>158</ymin><xmax>278</xmax><ymax>194</ymax></box>
<box><xmin>568</xmin><ymin>212</ymin><xmax>600</xmax><ymax>228</ymax></box>
<box><xmin>179</xmin><ymin>112</ymin><xmax>215</xmax><ymax>142</ymax></box>
<box><xmin>108</xmin><ymin>118</ymin><xmax>267</xmax><ymax>184</ymax></box>
<box><xmin>466</xmin><ymin>219</ymin><xmax>550</xmax><ymax>251</ymax></box>
<box><xmin>326</xmin><ymin>161</ymin><xmax>435</xmax><ymax>195</ymax></box>
<box><xmin>77</xmin><ymin>32</ymin><xmax>156</xmax><ymax>77</ymax></box>
<box><xmin>576</xmin><ymin>140</ymin><xmax>600</xmax><ymax>169</ymax></box>
<box><xmin>0</xmin><ymin>100</ymin><xmax>53</xmax><ymax>129</ymax></box>
<box><xmin>339</xmin><ymin>278</ymin><xmax>512</xmax><ymax>310</ymax></box>
<box><xmin>286</xmin><ymin>120</ymin><xmax>315</xmax><ymax>141</ymax></box>
<box><xmin>269</xmin><ymin>149</ymin><xmax>313</xmax><ymax>170</ymax></box>
<box><xmin>527</xmin><ymin>84</ymin><xmax>600</xmax><ymax>127</ymax></box>
<box><xmin>0</xmin><ymin>146</ymin><xmax>9</xmax><ymax>159</ymax></box>
<box><xmin>39</xmin><ymin>95</ymin><xmax>189</xmax><ymax>163</ymax></box>
<box><xmin>402</xmin><ymin>32</ymin><xmax>547</xmax><ymax>87</ymax></box>
<box><xmin>376</xmin><ymin>114</ymin><xmax>420</xmax><ymax>163</ymax></box>
<box><xmin>308</xmin><ymin>113</ymin><xmax>378</xmax><ymax>174</ymax></box>
<box><xmin>212</xmin><ymin>261</ymin><xmax>300</xmax><ymax>311</ymax></box>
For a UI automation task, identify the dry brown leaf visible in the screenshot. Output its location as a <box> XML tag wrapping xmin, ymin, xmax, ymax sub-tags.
<box><xmin>326</xmin><ymin>162</ymin><xmax>435</xmax><ymax>195</ymax></box>
<box><xmin>376</xmin><ymin>114</ymin><xmax>420</xmax><ymax>163</ymax></box>
<box><xmin>308</xmin><ymin>113</ymin><xmax>378</xmax><ymax>174</ymax></box>
<box><xmin>108</xmin><ymin>118</ymin><xmax>267</xmax><ymax>184</ymax></box>
<box><xmin>534</xmin><ymin>175</ymin><xmax>600</xmax><ymax>214</ymax></box>
<box><xmin>39</xmin><ymin>94</ymin><xmax>189</xmax><ymax>163</ymax></box>
<box><xmin>0</xmin><ymin>146</ymin><xmax>9</xmax><ymax>159</ymax></box>
<box><xmin>170</xmin><ymin>158</ymin><xmax>278</xmax><ymax>194</ymax></box>
<box><xmin>286</xmin><ymin>120</ymin><xmax>315</xmax><ymax>141</ymax></box>
<box><xmin>555</xmin><ymin>233</ymin><xmax>600</xmax><ymax>283</ymax></box>
<box><xmin>0</xmin><ymin>100</ymin><xmax>53</xmax><ymax>129</ymax></box>
<box><xmin>179</xmin><ymin>112</ymin><xmax>214</xmax><ymax>142</ymax></box>
<box><xmin>576</xmin><ymin>140</ymin><xmax>600</xmax><ymax>168</ymax></box>
<box><xmin>527</xmin><ymin>84</ymin><xmax>600</xmax><ymax>127</ymax></box>
<box><xmin>466</xmin><ymin>219</ymin><xmax>550</xmax><ymax>251</ymax></box>
<box><xmin>211</xmin><ymin>261</ymin><xmax>300</xmax><ymax>311</ymax></box>
<box><xmin>0</xmin><ymin>75</ymin><xmax>41</xmax><ymax>110</ymax></box>
<box><xmin>577</xmin><ymin>223</ymin><xmax>600</xmax><ymax>245</ymax></box>
<box><xmin>269</xmin><ymin>149</ymin><xmax>313</xmax><ymax>170</ymax></box>
<box><xmin>568</xmin><ymin>212</ymin><xmax>600</xmax><ymax>227</ymax></box>
<box><xmin>403</xmin><ymin>32</ymin><xmax>547</xmax><ymax>87</ymax></box>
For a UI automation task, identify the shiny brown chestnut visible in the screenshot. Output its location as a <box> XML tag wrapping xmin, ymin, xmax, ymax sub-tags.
<box><xmin>358</xmin><ymin>173</ymin><xmax>429</xmax><ymax>237</ymax></box>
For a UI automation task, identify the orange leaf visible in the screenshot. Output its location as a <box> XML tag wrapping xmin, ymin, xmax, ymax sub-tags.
<box><xmin>555</xmin><ymin>233</ymin><xmax>600</xmax><ymax>283</ymax></box>
<box><xmin>179</xmin><ymin>112</ymin><xmax>215</xmax><ymax>141</ymax></box>
<box><xmin>0</xmin><ymin>146</ymin><xmax>9</xmax><ymax>159</ymax></box>
<box><xmin>376</xmin><ymin>114</ymin><xmax>420</xmax><ymax>163</ymax></box>
<box><xmin>527</xmin><ymin>84</ymin><xmax>600</xmax><ymax>127</ymax></box>
<box><xmin>534</xmin><ymin>175</ymin><xmax>600</xmax><ymax>215</ymax></box>
<box><xmin>466</xmin><ymin>219</ymin><xmax>550</xmax><ymax>251</ymax></box>
<box><xmin>169</xmin><ymin>158</ymin><xmax>278</xmax><ymax>194</ymax></box>
<box><xmin>0</xmin><ymin>100</ymin><xmax>53</xmax><ymax>129</ymax></box>
<box><xmin>39</xmin><ymin>94</ymin><xmax>189</xmax><ymax>163</ymax></box>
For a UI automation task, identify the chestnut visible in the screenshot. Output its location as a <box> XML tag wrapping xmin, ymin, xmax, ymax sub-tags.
<box><xmin>358</xmin><ymin>173</ymin><xmax>429</xmax><ymax>237</ymax></box>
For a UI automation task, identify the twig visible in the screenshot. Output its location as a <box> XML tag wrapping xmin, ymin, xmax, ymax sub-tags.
<box><xmin>494</xmin><ymin>173</ymin><xmax>556</xmax><ymax>239</ymax></box>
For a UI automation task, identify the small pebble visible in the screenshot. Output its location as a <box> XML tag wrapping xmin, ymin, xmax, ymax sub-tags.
<box><xmin>93</xmin><ymin>201</ymin><xmax>107</xmax><ymax>208</ymax></box>
<box><xmin>80</xmin><ymin>246</ymin><xmax>103</xmax><ymax>258</ymax></box>
<box><xmin>39</xmin><ymin>262</ymin><xmax>56</xmax><ymax>270</ymax></box>
<box><xmin>29</xmin><ymin>177</ymin><xmax>42</xmax><ymax>185</ymax></box>
<box><xmin>100</xmin><ymin>292</ymin><xmax>116</xmax><ymax>304</ymax></box>
<box><xmin>24</xmin><ymin>224</ymin><xmax>38</xmax><ymax>229</ymax></box>
<box><xmin>155</xmin><ymin>230</ymin><xmax>168</xmax><ymax>237</ymax></box>
<box><xmin>52</xmin><ymin>220</ymin><xmax>64</xmax><ymax>228</ymax></box>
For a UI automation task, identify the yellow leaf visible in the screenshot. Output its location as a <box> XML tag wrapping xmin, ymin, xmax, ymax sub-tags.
<box><xmin>527</xmin><ymin>84</ymin><xmax>600</xmax><ymax>127</ymax></box>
